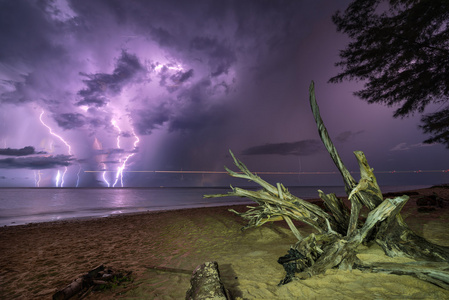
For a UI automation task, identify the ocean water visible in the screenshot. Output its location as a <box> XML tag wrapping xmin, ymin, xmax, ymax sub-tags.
<box><xmin>0</xmin><ymin>185</ymin><xmax>429</xmax><ymax>227</ymax></box>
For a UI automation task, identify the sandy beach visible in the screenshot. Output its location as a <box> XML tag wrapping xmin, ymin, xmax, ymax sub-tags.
<box><xmin>1</xmin><ymin>186</ymin><xmax>449</xmax><ymax>299</ymax></box>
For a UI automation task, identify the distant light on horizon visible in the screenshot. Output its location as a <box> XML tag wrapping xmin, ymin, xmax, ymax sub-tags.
<box><xmin>84</xmin><ymin>169</ymin><xmax>449</xmax><ymax>175</ymax></box>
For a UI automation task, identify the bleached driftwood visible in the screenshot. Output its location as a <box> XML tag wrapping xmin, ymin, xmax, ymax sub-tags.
<box><xmin>205</xmin><ymin>81</ymin><xmax>449</xmax><ymax>288</ymax></box>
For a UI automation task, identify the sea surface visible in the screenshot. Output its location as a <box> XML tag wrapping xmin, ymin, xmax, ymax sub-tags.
<box><xmin>0</xmin><ymin>185</ymin><xmax>429</xmax><ymax>227</ymax></box>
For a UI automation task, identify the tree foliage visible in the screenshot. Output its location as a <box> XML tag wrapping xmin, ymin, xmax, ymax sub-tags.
<box><xmin>330</xmin><ymin>0</ymin><xmax>449</xmax><ymax>147</ymax></box>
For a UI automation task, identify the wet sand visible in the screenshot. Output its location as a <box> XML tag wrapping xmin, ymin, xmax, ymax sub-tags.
<box><xmin>1</xmin><ymin>186</ymin><xmax>449</xmax><ymax>299</ymax></box>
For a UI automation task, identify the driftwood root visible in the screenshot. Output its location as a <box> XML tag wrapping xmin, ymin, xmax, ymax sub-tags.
<box><xmin>205</xmin><ymin>81</ymin><xmax>449</xmax><ymax>289</ymax></box>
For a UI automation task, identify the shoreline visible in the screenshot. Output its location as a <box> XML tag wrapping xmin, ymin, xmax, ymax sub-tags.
<box><xmin>2</xmin><ymin>202</ymin><xmax>253</xmax><ymax>228</ymax></box>
<box><xmin>1</xmin><ymin>185</ymin><xmax>448</xmax><ymax>299</ymax></box>
<box><xmin>0</xmin><ymin>184</ymin><xmax>436</xmax><ymax>228</ymax></box>
<box><xmin>0</xmin><ymin>200</ymin><xmax>255</xmax><ymax>228</ymax></box>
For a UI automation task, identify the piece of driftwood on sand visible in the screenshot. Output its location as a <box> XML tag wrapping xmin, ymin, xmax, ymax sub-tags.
<box><xmin>205</xmin><ymin>81</ymin><xmax>449</xmax><ymax>289</ymax></box>
<box><xmin>52</xmin><ymin>264</ymin><xmax>132</xmax><ymax>300</ymax></box>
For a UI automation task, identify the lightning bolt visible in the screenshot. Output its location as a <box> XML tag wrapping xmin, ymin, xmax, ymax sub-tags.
<box><xmin>112</xmin><ymin>119</ymin><xmax>121</xmax><ymax>149</ymax></box>
<box><xmin>112</xmin><ymin>119</ymin><xmax>122</xmax><ymax>187</ymax></box>
<box><xmin>55</xmin><ymin>170</ymin><xmax>61</xmax><ymax>187</ymax></box>
<box><xmin>39</xmin><ymin>110</ymin><xmax>72</xmax><ymax>187</ymax></box>
<box><xmin>117</xmin><ymin>129</ymin><xmax>140</xmax><ymax>187</ymax></box>
<box><xmin>93</xmin><ymin>137</ymin><xmax>110</xmax><ymax>187</ymax></box>
<box><xmin>111</xmin><ymin>119</ymin><xmax>140</xmax><ymax>187</ymax></box>
<box><xmin>34</xmin><ymin>170</ymin><xmax>42</xmax><ymax>187</ymax></box>
<box><xmin>102</xmin><ymin>169</ymin><xmax>110</xmax><ymax>187</ymax></box>
<box><xmin>76</xmin><ymin>167</ymin><xmax>82</xmax><ymax>187</ymax></box>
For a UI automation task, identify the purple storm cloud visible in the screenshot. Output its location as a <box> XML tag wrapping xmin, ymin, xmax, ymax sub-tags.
<box><xmin>0</xmin><ymin>155</ymin><xmax>73</xmax><ymax>170</ymax></box>
<box><xmin>0</xmin><ymin>0</ymin><xmax>448</xmax><ymax>187</ymax></box>
<box><xmin>0</xmin><ymin>146</ymin><xmax>45</xmax><ymax>156</ymax></box>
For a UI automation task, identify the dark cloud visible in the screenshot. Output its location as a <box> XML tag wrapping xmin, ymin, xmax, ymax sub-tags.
<box><xmin>168</xmin><ymin>107</ymin><xmax>226</xmax><ymax>133</ymax></box>
<box><xmin>390</xmin><ymin>142</ymin><xmax>435</xmax><ymax>152</ymax></box>
<box><xmin>86</xmin><ymin>114</ymin><xmax>110</xmax><ymax>128</ymax></box>
<box><xmin>76</xmin><ymin>50</ymin><xmax>144</xmax><ymax>107</ymax></box>
<box><xmin>168</xmin><ymin>79</ymin><xmax>231</xmax><ymax>132</ymax></box>
<box><xmin>335</xmin><ymin>130</ymin><xmax>364</xmax><ymax>143</ymax></box>
<box><xmin>133</xmin><ymin>74</ymin><xmax>230</xmax><ymax>137</ymax></box>
<box><xmin>1</xmin><ymin>80</ymin><xmax>31</xmax><ymax>104</ymax></box>
<box><xmin>54</xmin><ymin>113</ymin><xmax>86</xmax><ymax>129</ymax></box>
<box><xmin>95</xmin><ymin>148</ymin><xmax>126</xmax><ymax>155</ymax></box>
<box><xmin>0</xmin><ymin>155</ymin><xmax>72</xmax><ymax>169</ymax></box>
<box><xmin>133</xmin><ymin>102</ymin><xmax>171</xmax><ymax>135</ymax></box>
<box><xmin>241</xmin><ymin>140</ymin><xmax>324</xmax><ymax>156</ymax></box>
<box><xmin>159</xmin><ymin>68</ymin><xmax>194</xmax><ymax>93</ymax></box>
<box><xmin>75</xmin><ymin>93</ymin><xmax>108</xmax><ymax>108</ymax></box>
<box><xmin>213</xmin><ymin>81</ymin><xmax>230</xmax><ymax>95</ymax></box>
<box><xmin>150</xmin><ymin>26</ymin><xmax>175</xmax><ymax>47</ymax></box>
<box><xmin>189</xmin><ymin>36</ymin><xmax>236</xmax><ymax>77</ymax></box>
<box><xmin>0</xmin><ymin>1</ymin><xmax>56</xmax><ymax>64</ymax></box>
<box><xmin>177</xmin><ymin>78</ymin><xmax>211</xmax><ymax>103</ymax></box>
<box><xmin>0</xmin><ymin>1</ymin><xmax>72</xmax><ymax>105</ymax></box>
<box><xmin>171</xmin><ymin>69</ymin><xmax>194</xmax><ymax>84</ymax></box>
<box><xmin>190</xmin><ymin>36</ymin><xmax>218</xmax><ymax>51</ymax></box>
<box><xmin>0</xmin><ymin>146</ymin><xmax>45</xmax><ymax>156</ymax></box>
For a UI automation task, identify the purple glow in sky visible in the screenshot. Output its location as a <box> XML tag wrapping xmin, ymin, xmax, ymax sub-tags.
<box><xmin>1</xmin><ymin>0</ymin><xmax>448</xmax><ymax>188</ymax></box>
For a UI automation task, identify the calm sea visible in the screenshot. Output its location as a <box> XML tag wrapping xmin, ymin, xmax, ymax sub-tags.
<box><xmin>0</xmin><ymin>185</ymin><xmax>429</xmax><ymax>227</ymax></box>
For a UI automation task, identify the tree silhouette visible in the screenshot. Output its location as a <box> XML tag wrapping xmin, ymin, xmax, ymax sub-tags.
<box><xmin>330</xmin><ymin>0</ymin><xmax>449</xmax><ymax>148</ymax></box>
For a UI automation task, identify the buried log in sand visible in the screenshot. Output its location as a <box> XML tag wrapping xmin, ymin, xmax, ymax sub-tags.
<box><xmin>205</xmin><ymin>81</ymin><xmax>449</xmax><ymax>288</ymax></box>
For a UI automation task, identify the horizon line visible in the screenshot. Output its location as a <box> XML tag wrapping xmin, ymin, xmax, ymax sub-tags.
<box><xmin>83</xmin><ymin>169</ymin><xmax>449</xmax><ymax>175</ymax></box>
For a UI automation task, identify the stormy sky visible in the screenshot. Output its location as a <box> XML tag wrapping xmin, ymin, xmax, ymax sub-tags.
<box><xmin>1</xmin><ymin>0</ymin><xmax>448</xmax><ymax>188</ymax></box>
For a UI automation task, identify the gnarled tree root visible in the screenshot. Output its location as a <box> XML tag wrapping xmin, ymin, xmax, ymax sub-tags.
<box><xmin>205</xmin><ymin>81</ymin><xmax>449</xmax><ymax>289</ymax></box>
